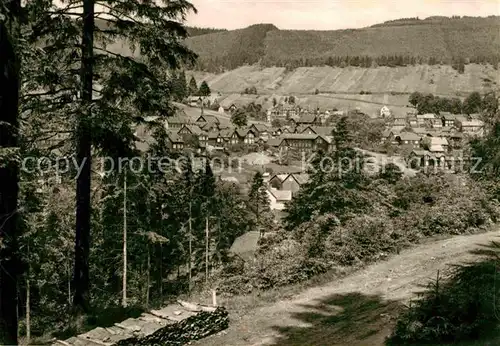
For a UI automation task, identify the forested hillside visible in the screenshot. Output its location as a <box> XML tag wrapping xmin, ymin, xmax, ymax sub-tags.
<box><xmin>184</xmin><ymin>16</ymin><xmax>500</xmax><ymax>72</ymax></box>
<box><xmin>184</xmin><ymin>24</ymin><xmax>278</xmax><ymax>71</ymax></box>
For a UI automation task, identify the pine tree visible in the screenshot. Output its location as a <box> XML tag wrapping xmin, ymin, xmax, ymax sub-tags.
<box><xmin>248</xmin><ymin>172</ymin><xmax>270</xmax><ymax>234</ymax></box>
<box><xmin>198</xmin><ymin>80</ymin><xmax>210</xmax><ymax>96</ymax></box>
<box><xmin>0</xmin><ymin>1</ymin><xmax>21</xmax><ymax>342</ymax></box>
<box><xmin>189</xmin><ymin>76</ymin><xmax>198</xmax><ymax>96</ymax></box>
<box><xmin>25</xmin><ymin>0</ymin><xmax>197</xmax><ymax>311</ymax></box>
<box><xmin>332</xmin><ymin>116</ymin><xmax>352</xmax><ymax>152</ymax></box>
<box><xmin>178</xmin><ymin>70</ymin><xmax>188</xmax><ymax>100</ymax></box>
<box><xmin>249</xmin><ymin>172</ymin><xmax>270</xmax><ymax>214</ymax></box>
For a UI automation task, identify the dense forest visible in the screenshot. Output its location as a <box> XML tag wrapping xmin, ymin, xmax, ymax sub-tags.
<box><xmin>184</xmin><ymin>17</ymin><xmax>500</xmax><ymax>72</ymax></box>
<box><xmin>186</xmin><ymin>26</ymin><xmax>227</xmax><ymax>37</ymax></box>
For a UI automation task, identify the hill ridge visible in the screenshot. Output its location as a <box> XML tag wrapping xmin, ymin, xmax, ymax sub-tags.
<box><xmin>184</xmin><ymin>16</ymin><xmax>500</xmax><ymax>72</ymax></box>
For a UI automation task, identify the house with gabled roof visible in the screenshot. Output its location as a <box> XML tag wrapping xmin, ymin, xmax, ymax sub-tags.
<box><xmin>457</xmin><ymin>119</ymin><xmax>485</xmax><ymax>137</ymax></box>
<box><xmin>177</xmin><ymin>124</ymin><xmax>208</xmax><ymax>148</ymax></box>
<box><xmin>441</xmin><ymin>112</ymin><xmax>457</xmax><ymax>127</ymax></box>
<box><xmin>394</xmin><ymin>132</ymin><xmax>421</xmax><ymax>147</ymax></box>
<box><xmin>297</xmin><ymin>125</ymin><xmax>335</xmax><ymax>137</ymax></box>
<box><xmin>165</xmin><ymin>132</ymin><xmax>185</xmax><ymax>151</ymax></box>
<box><xmin>278</xmin><ymin>133</ymin><xmax>332</xmax><ymax>153</ymax></box>
<box><xmin>416</xmin><ymin>113</ymin><xmax>436</xmax><ymax>127</ymax></box>
<box><xmin>249</xmin><ymin>123</ymin><xmax>271</xmax><ymax>141</ymax></box>
<box><xmin>267</xmin><ymin>173</ymin><xmax>289</xmax><ymax>190</ymax></box>
<box><xmin>296</xmin><ymin>113</ymin><xmax>320</xmax><ymax>126</ymax></box>
<box><xmin>165</xmin><ymin>113</ymin><xmax>190</xmax><ymax>129</ymax></box>
<box><xmin>281</xmin><ymin>173</ymin><xmax>310</xmax><ymax>196</ymax></box>
<box><xmin>266</xmin><ymin>187</ymin><xmax>292</xmax><ymax>210</ymax></box>
<box><xmin>195</xmin><ymin>113</ymin><xmax>220</xmax><ymax>124</ymax></box>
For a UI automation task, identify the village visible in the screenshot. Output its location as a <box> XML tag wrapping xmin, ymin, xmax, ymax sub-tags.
<box><xmin>134</xmin><ymin>91</ymin><xmax>487</xmax><ymax>214</ymax></box>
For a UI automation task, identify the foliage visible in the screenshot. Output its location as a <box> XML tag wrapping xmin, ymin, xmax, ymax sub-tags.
<box><xmin>188</xmin><ymin>76</ymin><xmax>198</xmax><ymax>96</ymax></box>
<box><xmin>231</xmin><ymin>108</ymin><xmax>248</xmax><ymax>128</ymax></box>
<box><xmin>248</xmin><ymin>172</ymin><xmax>272</xmax><ymax>232</ymax></box>
<box><xmin>243</xmin><ymin>86</ymin><xmax>257</xmax><ymax>95</ymax></box>
<box><xmin>198</xmin><ymin>81</ymin><xmax>210</xmax><ymax>96</ymax></box>
<box><xmin>463</xmin><ymin>91</ymin><xmax>482</xmax><ymax>115</ymax></box>
<box><xmin>379</xmin><ymin>163</ymin><xmax>403</xmax><ymax>184</ymax></box>
<box><xmin>184</xmin><ymin>17</ymin><xmax>500</xmax><ymax>72</ymax></box>
<box><xmin>387</xmin><ymin>242</ymin><xmax>500</xmax><ymax>344</ymax></box>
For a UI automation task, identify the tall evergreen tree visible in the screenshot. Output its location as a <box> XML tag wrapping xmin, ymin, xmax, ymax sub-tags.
<box><xmin>0</xmin><ymin>0</ymin><xmax>21</xmax><ymax>342</ymax></box>
<box><xmin>26</xmin><ymin>0</ymin><xmax>197</xmax><ymax>311</ymax></box>
<box><xmin>188</xmin><ymin>75</ymin><xmax>198</xmax><ymax>96</ymax></box>
<box><xmin>198</xmin><ymin>80</ymin><xmax>211</xmax><ymax>96</ymax></box>
<box><xmin>248</xmin><ymin>172</ymin><xmax>270</xmax><ymax>224</ymax></box>
<box><xmin>178</xmin><ymin>70</ymin><xmax>188</xmax><ymax>100</ymax></box>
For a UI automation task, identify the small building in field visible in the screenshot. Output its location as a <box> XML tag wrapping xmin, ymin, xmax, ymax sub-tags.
<box><xmin>380</xmin><ymin>106</ymin><xmax>391</xmax><ymax>118</ymax></box>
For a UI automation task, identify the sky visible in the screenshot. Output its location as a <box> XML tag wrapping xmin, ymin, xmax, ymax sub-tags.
<box><xmin>185</xmin><ymin>0</ymin><xmax>500</xmax><ymax>30</ymax></box>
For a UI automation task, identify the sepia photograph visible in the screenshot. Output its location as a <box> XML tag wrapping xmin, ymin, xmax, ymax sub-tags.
<box><xmin>1</xmin><ymin>0</ymin><xmax>500</xmax><ymax>345</ymax></box>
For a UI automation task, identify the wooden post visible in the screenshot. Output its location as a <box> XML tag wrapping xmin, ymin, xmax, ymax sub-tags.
<box><xmin>122</xmin><ymin>173</ymin><xmax>127</xmax><ymax>307</ymax></box>
<box><xmin>205</xmin><ymin>217</ymin><xmax>209</xmax><ymax>284</ymax></box>
<box><xmin>146</xmin><ymin>244</ymin><xmax>150</xmax><ymax>308</ymax></box>
<box><xmin>212</xmin><ymin>289</ymin><xmax>217</xmax><ymax>307</ymax></box>
<box><xmin>26</xmin><ymin>243</ymin><xmax>30</xmax><ymax>345</ymax></box>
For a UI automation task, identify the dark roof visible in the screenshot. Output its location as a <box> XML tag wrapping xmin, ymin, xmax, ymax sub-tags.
<box><xmin>207</xmin><ymin>131</ymin><xmax>219</xmax><ymax>139</ymax></box>
<box><xmin>297</xmin><ymin>113</ymin><xmax>317</xmax><ymax>124</ymax></box>
<box><xmin>196</xmin><ymin>114</ymin><xmax>220</xmax><ymax>124</ymax></box>
<box><xmin>251</xmin><ymin>124</ymin><xmax>270</xmax><ymax>132</ymax></box>
<box><xmin>180</xmin><ymin>124</ymin><xmax>203</xmax><ymax>135</ymax></box>
<box><xmin>282</xmin><ymin>133</ymin><xmax>321</xmax><ymax>140</ymax></box>
<box><xmin>266</xmin><ymin>138</ymin><xmax>281</xmax><ymax>147</ymax></box>
<box><xmin>167</xmin><ymin>132</ymin><xmax>184</xmax><ymax>143</ymax></box>
<box><xmin>236</xmin><ymin>128</ymin><xmax>248</xmax><ymax>137</ymax></box>
<box><xmin>442</xmin><ymin>113</ymin><xmax>456</xmax><ymax>120</ymax></box>
<box><xmin>395</xmin><ymin>132</ymin><xmax>421</xmax><ymax>141</ymax></box>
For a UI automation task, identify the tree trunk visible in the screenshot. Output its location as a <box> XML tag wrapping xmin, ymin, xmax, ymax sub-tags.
<box><xmin>146</xmin><ymin>245</ymin><xmax>150</xmax><ymax>309</ymax></box>
<box><xmin>73</xmin><ymin>0</ymin><xmax>94</xmax><ymax>312</ymax></box>
<box><xmin>26</xmin><ymin>264</ymin><xmax>30</xmax><ymax>345</ymax></box>
<box><xmin>205</xmin><ymin>217</ymin><xmax>209</xmax><ymax>284</ymax></box>
<box><xmin>188</xmin><ymin>201</ymin><xmax>192</xmax><ymax>292</ymax></box>
<box><xmin>0</xmin><ymin>1</ymin><xmax>21</xmax><ymax>343</ymax></box>
<box><xmin>67</xmin><ymin>261</ymin><xmax>71</xmax><ymax>305</ymax></box>
<box><xmin>122</xmin><ymin>174</ymin><xmax>127</xmax><ymax>308</ymax></box>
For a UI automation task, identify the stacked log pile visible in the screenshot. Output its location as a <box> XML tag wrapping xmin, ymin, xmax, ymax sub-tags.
<box><xmin>52</xmin><ymin>301</ymin><xmax>229</xmax><ymax>346</ymax></box>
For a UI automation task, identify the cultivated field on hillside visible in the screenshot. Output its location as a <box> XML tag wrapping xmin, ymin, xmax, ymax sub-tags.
<box><xmin>189</xmin><ymin>64</ymin><xmax>499</xmax><ymax>96</ymax></box>
<box><xmin>189</xmin><ymin>64</ymin><xmax>498</xmax><ymax>115</ymax></box>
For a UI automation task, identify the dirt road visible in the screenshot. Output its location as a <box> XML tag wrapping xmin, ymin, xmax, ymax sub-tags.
<box><xmin>198</xmin><ymin>230</ymin><xmax>499</xmax><ymax>346</ymax></box>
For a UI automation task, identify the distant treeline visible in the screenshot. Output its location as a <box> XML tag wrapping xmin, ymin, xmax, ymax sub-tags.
<box><xmin>186</xmin><ymin>17</ymin><xmax>500</xmax><ymax>73</ymax></box>
<box><xmin>196</xmin><ymin>54</ymin><xmax>499</xmax><ymax>73</ymax></box>
<box><xmin>409</xmin><ymin>91</ymin><xmax>498</xmax><ymax>115</ymax></box>
<box><xmin>371</xmin><ymin>15</ymin><xmax>499</xmax><ymax>27</ymax></box>
<box><xmin>186</xmin><ymin>26</ymin><xmax>227</xmax><ymax>37</ymax></box>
